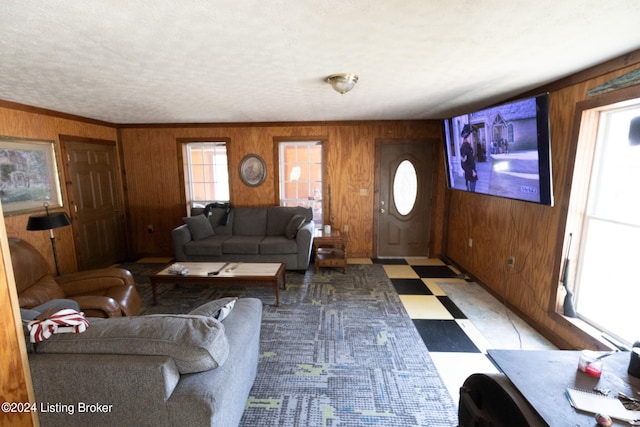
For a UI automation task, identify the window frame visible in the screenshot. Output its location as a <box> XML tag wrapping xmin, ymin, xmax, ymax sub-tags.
<box><xmin>177</xmin><ymin>138</ymin><xmax>231</xmax><ymax>214</ymax></box>
<box><xmin>274</xmin><ymin>137</ymin><xmax>326</xmax><ymax>227</ymax></box>
<box><xmin>559</xmin><ymin>84</ymin><xmax>640</xmax><ymax>347</ymax></box>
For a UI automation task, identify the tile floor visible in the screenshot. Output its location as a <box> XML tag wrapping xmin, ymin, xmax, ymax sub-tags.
<box><xmin>352</xmin><ymin>257</ymin><xmax>557</xmax><ymax>406</ymax></box>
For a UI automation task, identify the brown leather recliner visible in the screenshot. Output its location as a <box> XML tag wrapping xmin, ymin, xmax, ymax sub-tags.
<box><xmin>9</xmin><ymin>238</ymin><xmax>141</xmax><ymax>318</ymax></box>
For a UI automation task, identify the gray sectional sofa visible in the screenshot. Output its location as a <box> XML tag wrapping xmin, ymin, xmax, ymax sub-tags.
<box><xmin>172</xmin><ymin>206</ymin><xmax>315</xmax><ymax>270</ymax></box>
<box><xmin>28</xmin><ymin>297</ymin><xmax>262</xmax><ymax>427</ymax></box>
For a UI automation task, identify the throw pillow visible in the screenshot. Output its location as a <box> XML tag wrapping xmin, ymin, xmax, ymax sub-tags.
<box><xmin>34</xmin><ymin>315</ymin><xmax>229</xmax><ymax>374</ymax></box>
<box><xmin>189</xmin><ymin>297</ymin><xmax>237</xmax><ymax>321</ymax></box>
<box><xmin>183</xmin><ymin>214</ymin><xmax>215</xmax><ymax>241</ymax></box>
<box><xmin>285</xmin><ymin>214</ymin><xmax>306</xmax><ymax>239</ymax></box>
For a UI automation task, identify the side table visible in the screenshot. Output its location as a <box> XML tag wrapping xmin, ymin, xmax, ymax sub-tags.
<box><xmin>313</xmin><ymin>229</ymin><xmax>347</xmax><ymax>273</ymax></box>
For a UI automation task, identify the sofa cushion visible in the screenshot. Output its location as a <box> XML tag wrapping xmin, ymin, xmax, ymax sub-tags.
<box><xmin>184</xmin><ymin>235</ymin><xmax>229</xmax><ymax>257</ymax></box>
<box><xmin>205</xmin><ymin>203</ymin><xmax>232</xmax><ymax>226</ymax></box>
<box><xmin>211</xmin><ymin>207</ymin><xmax>233</xmax><ymax>236</ymax></box>
<box><xmin>188</xmin><ymin>297</ymin><xmax>237</xmax><ymax>321</ymax></box>
<box><xmin>209</xmin><ymin>209</ymin><xmax>229</xmax><ymax>227</ymax></box>
<box><xmin>285</xmin><ymin>214</ymin><xmax>307</xmax><ymax>239</ymax></box>
<box><xmin>190</xmin><ymin>207</ymin><xmax>205</xmax><ymax>216</ymax></box>
<box><xmin>183</xmin><ymin>214</ymin><xmax>215</xmax><ymax>241</ymax></box>
<box><xmin>33</xmin><ymin>315</ymin><xmax>229</xmax><ymax>374</ymax></box>
<box><xmin>294</xmin><ymin>206</ymin><xmax>314</xmax><ymax>221</ymax></box>
<box><xmin>260</xmin><ymin>236</ymin><xmax>298</xmax><ymax>255</ymax></box>
<box><xmin>223</xmin><ymin>236</ymin><xmax>262</xmax><ymax>254</ymax></box>
<box><xmin>267</xmin><ymin>206</ymin><xmax>313</xmax><ymax>236</ymax></box>
<box><xmin>233</xmin><ymin>207</ymin><xmax>267</xmax><ymax>236</ymax></box>
<box><xmin>195</xmin><ymin>205</ymin><xmax>234</xmax><ymax>236</ymax></box>
<box><xmin>266</xmin><ymin>206</ymin><xmax>294</xmax><ymax>236</ymax></box>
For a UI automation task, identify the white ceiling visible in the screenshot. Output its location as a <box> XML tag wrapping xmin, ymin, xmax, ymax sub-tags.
<box><xmin>1</xmin><ymin>1</ymin><xmax>640</xmax><ymax>124</ymax></box>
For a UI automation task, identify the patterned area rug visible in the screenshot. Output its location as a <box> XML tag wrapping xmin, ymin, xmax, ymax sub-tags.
<box><xmin>121</xmin><ymin>262</ymin><xmax>458</xmax><ymax>426</ymax></box>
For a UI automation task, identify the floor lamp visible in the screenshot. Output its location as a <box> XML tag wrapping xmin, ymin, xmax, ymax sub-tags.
<box><xmin>26</xmin><ymin>204</ymin><xmax>72</xmax><ymax>276</ymax></box>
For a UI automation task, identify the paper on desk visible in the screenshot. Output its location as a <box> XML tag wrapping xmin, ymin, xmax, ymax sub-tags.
<box><xmin>566</xmin><ymin>388</ymin><xmax>640</xmax><ymax>424</ymax></box>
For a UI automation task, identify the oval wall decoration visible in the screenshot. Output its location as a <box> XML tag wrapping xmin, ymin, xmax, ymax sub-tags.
<box><xmin>239</xmin><ymin>154</ymin><xmax>267</xmax><ymax>187</ymax></box>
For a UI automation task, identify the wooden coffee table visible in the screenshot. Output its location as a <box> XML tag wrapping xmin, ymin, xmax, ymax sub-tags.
<box><xmin>149</xmin><ymin>262</ymin><xmax>286</xmax><ymax>306</ymax></box>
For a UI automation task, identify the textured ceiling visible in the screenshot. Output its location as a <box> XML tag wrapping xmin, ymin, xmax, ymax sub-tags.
<box><xmin>1</xmin><ymin>1</ymin><xmax>640</xmax><ymax>124</ymax></box>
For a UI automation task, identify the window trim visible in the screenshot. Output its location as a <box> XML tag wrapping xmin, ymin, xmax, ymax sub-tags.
<box><xmin>273</xmin><ymin>136</ymin><xmax>327</xmax><ymax>222</ymax></box>
<box><xmin>555</xmin><ymin>84</ymin><xmax>640</xmax><ymax>348</ymax></box>
<box><xmin>177</xmin><ymin>137</ymin><xmax>231</xmax><ymax>215</ymax></box>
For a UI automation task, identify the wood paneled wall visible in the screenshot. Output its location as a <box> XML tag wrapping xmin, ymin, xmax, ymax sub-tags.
<box><xmin>0</xmin><ymin>104</ymin><xmax>118</xmax><ymax>273</ymax></box>
<box><xmin>119</xmin><ymin>121</ymin><xmax>445</xmax><ymax>258</ymax></box>
<box><xmin>0</xmin><ymin>203</ymin><xmax>37</xmax><ymax>426</ymax></box>
<box><xmin>0</xmin><ymin>103</ymin><xmax>117</xmax><ymax>426</ymax></box>
<box><xmin>444</xmin><ymin>61</ymin><xmax>640</xmax><ymax>350</ymax></box>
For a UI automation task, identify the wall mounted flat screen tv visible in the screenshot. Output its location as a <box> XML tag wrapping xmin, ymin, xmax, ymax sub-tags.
<box><xmin>443</xmin><ymin>93</ymin><xmax>553</xmax><ymax>206</ymax></box>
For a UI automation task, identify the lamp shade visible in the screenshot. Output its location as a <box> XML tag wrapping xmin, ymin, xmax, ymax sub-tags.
<box><xmin>26</xmin><ymin>212</ymin><xmax>72</xmax><ymax>231</ymax></box>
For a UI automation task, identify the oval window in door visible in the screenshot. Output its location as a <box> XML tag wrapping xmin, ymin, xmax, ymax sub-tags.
<box><xmin>393</xmin><ymin>160</ymin><xmax>417</xmax><ymax>215</ymax></box>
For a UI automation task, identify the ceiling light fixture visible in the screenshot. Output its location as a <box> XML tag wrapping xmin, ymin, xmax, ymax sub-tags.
<box><xmin>327</xmin><ymin>73</ymin><xmax>359</xmax><ymax>94</ymax></box>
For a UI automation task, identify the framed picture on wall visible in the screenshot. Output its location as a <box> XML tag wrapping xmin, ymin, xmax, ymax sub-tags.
<box><xmin>239</xmin><ymin>154</ymin><xmax>267</xmax><ymax>187</ymax></box>
<box><xmin>0</xmin><ymin>137</ymin><xmax>63</xmax><ymax>215</ymax></box>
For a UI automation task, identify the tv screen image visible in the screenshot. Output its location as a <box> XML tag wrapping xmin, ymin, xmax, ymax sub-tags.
<box><xmin>443</xmin><ymin>93</ymin><xmax>553</xmax><ymax>206</ymax></box>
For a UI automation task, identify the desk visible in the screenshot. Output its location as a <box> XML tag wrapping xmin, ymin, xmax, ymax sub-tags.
<box><xmin>488</xmin><ymin>350</ymin><xmax>640</xmax><ymax>426</ymax></box>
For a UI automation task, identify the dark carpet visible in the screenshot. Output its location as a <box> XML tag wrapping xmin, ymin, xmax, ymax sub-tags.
<box><xmin>121</xmin><ymin>262</ymin><xmax>458</xmax><ymax>426</ymax></box>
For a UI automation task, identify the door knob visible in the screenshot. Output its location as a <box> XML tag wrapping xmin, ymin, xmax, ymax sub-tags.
<box><xmin>380</xmin><ymin>208</ymin><xmax>385</xmax><ymax>213</ymax></box>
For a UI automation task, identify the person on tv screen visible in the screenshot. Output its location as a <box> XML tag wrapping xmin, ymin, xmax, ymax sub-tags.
<box><xmin>460</xmin><ymin>124</ymin><xmax>478</xmax><ymax>192</ymax></box>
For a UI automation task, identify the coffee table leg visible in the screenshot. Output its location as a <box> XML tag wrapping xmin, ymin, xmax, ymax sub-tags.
<box><xmin>274</xmin><ymin>280</ymin><xmax>280</xmax><ymax>306</ymax></box>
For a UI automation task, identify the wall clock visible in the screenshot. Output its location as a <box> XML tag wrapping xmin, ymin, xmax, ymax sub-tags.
<box><xmin>239</xmin><ymin>154</ymin><xmax>267</xmax><ymax>187</ymax></box>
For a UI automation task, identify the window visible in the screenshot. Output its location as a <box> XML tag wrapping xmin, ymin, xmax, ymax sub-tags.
<box><xmin>393</xmin><ymin>160</ymin><xmax>418</xmax><ymax>216</ymax></box>
<box><xmin>569</xmin><ymin>99</ymin><xmax>640</xmax><ymax>346</ymax></box>
<box><xmin>184</xmin><ymin>142</ymin><xmax>229</xmax><ymax>207</ymax></box>
<box><xmin>278</xmin><ymin>141</ymin><xmax>323</xmax><ymax>226</ymax></box>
